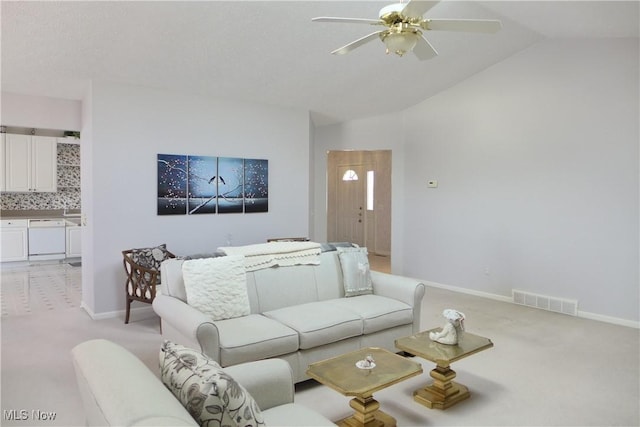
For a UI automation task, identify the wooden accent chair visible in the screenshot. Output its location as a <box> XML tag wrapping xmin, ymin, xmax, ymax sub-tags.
<box><xmin>122</xmin><ymin>245</ymin><xmax>175</xmax><ymax>324</ymax></box>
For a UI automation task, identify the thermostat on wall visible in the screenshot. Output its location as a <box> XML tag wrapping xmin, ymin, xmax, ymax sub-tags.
<box><xmin>427</xmin><ymin>180</ymin><xmax>438</xmax><ymax>188</ymax></box>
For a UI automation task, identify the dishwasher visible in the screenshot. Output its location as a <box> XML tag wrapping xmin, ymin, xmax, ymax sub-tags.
<box><xmin>28</xmin><ymin>219</ymin><xmax>66</xmax><ymax>261</ymax></box>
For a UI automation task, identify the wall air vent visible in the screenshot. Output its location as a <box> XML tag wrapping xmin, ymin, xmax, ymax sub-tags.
<box><xmin>512</xmin><ymin>289</ymin><xmax>578</xmax><ymax>316</ymax></box>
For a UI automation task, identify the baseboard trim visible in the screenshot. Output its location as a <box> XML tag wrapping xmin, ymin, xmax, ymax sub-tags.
<box><xmin>80</xmin><ymin>302</ymin><xmax>155</xmax><ymax>321</ymax></box>
<box><xmin>577</xmin><ymin>310</ymin><xmax>639</xmax><ymax>329</ymax></box>
<box><xmin>425</xmin><ymin>280</ymin><xmax>512</xmax><ymax>303</ymax></box>
<box><xmin>425</xmin><ymin>280</ymin><xmax>639</xmax><ymax>329</ymax></box>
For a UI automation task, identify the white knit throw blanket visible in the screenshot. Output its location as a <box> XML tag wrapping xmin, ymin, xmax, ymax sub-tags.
<box><xmin>218</xmin><ymin>241</ymin><xmax>322</xmax><ymax>272</ymax></box>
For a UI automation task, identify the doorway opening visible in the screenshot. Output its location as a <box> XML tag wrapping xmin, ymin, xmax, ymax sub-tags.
<box><xmin>327</xmin><ymin>150</ymin><xmax>391</xmax><ymax>271</ymax></box>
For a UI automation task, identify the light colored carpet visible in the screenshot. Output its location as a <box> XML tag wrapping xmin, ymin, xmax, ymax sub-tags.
<box><xmin>1</xmin><ymin>286</ymin><xmax>638</xmax><ymax>426</ymax></box>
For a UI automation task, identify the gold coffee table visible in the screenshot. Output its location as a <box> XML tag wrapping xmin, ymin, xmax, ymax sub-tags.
<box><xmin>306</xmin><ymin>347</ymin><xmax>423</xmax><ymax>427</ymax></box>
<box><xmin>395</xmin><ymin>329</ymin><xmax>493</xmax><ymax>410</ymax></box>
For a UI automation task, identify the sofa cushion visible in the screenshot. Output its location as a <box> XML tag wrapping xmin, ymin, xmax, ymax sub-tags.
<box><xmin>336</xmin><ymin>247</ymin><xmax>373</xmax><ymax>297</ymax></box>
<box><xmin>250</xmin><ymin>265</ymin><xmax>320</xmax><ymax>312</ymax></box>
<box><xmin>159</xmin><ymin>341</ymin><xmax>265</xmax><ymax>427</ymax></box>
<box><xmin>264</xmin><ymin>302</ymin><xmax>363</xmax><ymax>350</ymax></box>
<box><xmin>182</xmin><ymin>255</ymin><xmax>250</xmax><ymax>321</ymax></box>
<box><xmin>72</xmin><ymin>339</ymin><xmax>197</xmax><ymax>427</ymax></box>
<box><xmin>216</xmin><ymin>314</ymin><xmax>299</xmax><ymax>366</ymax></box>
<box><xmin>328</xmin><ymin>295</ymin><xmax>414</xmax><ymax>334</ymax></box>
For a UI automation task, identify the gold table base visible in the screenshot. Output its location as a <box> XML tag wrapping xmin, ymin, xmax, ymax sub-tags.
<box><xmin>395</xmin><ymin>329</ymin><xmax>494</xmax><ymax>411</ymax></box>
<box><xmin>337</xmin><ymin>396</ymin><xmax>396</xmax><ymax>427</ymax></box>
<box><xmin>413</xmin><ymin>364</ymin><xmax>469</xmax><ymax>409</ymax></box>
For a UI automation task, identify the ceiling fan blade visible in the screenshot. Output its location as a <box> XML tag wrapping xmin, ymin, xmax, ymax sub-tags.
<box><xmin>425</xmin><ymin>19</ymin><xmax>502</xmax><ymax>33</ymax></box>
<box><xmin>312</xmin><ymin>17</ymin><xmax>383</xmax><ymax>25</ymax></box>
<box><xmin>413</xmin><ymin>35</ymin><xmax>439</xmax><ymax>60</ymax></box>
<box><xmin>331</xmin><ymin>31</ymin><xmax>384</xmax><ymax>55</ymax></box>
<box><xmin>401</xmin><ymin>0</ymin><xmax>440</xmax><ymax>18</ymax></box>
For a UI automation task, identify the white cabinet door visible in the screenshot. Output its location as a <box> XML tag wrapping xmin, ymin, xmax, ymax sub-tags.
<box><xmin>4</xmin><ymin>134</ymin><xmax>57</xmax><ymax>192</ymax></box>
<box><xmin>66</xmin><ymin>226</ymin><xmax>82</xmax><ymax>257</ymax></box>
<box><xmin>0</xmin><ymin>134</ymin><xmax>5</xmax><ymax>191</ymax></box>
<box><xmin>0</xmin><ymin>220</ymin><xmax>29</xmax><ymax>262</ymax></box>
<box><xmin>5</xmin><ymin>134</ymin><xmax>31</xmax><ymax>192</ymax></box>
<box><xmin>31</xmin><ymin>136</ymin><xmax>58</xmax><ymax>192</ymax></box>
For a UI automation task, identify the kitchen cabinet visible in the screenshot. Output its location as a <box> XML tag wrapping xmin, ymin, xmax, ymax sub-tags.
<box><xmin>0</xmin><ymin>134</ymin><xmax>5</xmax><ymax>191</ymax></box>
<box><xmin>0</xmin><ymin>219</ymin><xmax>29</xmax><ymax>262</ymax></box>
<box><xmin>66</xmin><ymin>223</ymin><xmax>82</xmax><ymax>258</ymax></box>
<box><xmin>4</xmin><ymin>134</ymin><xmax>57</xmax><ymax>192</ymax></box>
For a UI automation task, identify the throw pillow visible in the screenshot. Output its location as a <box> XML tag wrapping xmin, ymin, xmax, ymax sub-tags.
<box><xmin>159</xmin><ymin>341</ymin><xmax>265</xmax><ymax>427</ymax></box>
<box><xmin>182</xmin><ymin>255</ymin><xmax>250</xmax><ymax>321</ymax></box>
<box><xmin>129</xmin><ymin>244</ymin><xmax>172</xmax><ymax>271</ymax></box>
<box><xmin>337</xmin><ymin>246</ymin><xmax>373</xmax><ymax>297</ymax></box>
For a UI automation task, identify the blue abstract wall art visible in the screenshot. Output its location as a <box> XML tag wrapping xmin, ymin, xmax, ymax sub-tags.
<box><xmin>157</xmin><ymin>154</ymin><xmax>268</xmax><ymax>215</ymax></box>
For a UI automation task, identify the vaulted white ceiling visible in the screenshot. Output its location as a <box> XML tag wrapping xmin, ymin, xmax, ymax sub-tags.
<box><xmin>2</xmin><ymin>1</ymin><xmax>638</xmax><ymax>126</ymax></box>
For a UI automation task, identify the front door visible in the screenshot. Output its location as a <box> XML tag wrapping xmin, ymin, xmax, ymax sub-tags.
<box><xmin>335</xmin><ymin>165</ymin><xmax>366</xmax><ymax>246</ymax></box>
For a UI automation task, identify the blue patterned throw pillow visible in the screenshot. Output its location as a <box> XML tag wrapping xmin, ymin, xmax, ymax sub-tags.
<box><xmin>159</xmin><ymin>341</ymin><xmax>265</xmax><ymax>427</ymax></box>
<box><xmin>129</xmin><ymin>244</ymin><xmax>171</xmax><ymax>271</ymax></box>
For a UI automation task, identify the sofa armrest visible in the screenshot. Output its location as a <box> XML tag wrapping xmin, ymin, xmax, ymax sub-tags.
<box><xmin>371</xmin><ymin>270</ymin><xmax>426</xmax><ymax>332</ymax></box>
<box><xmin>224</xmin><ymin>359</ymin><xmax>295</xmax><ymax>411</ymax></box>
<box><xmin>152</xmin><ymin>294</ymin><xmax>222</xmax><ymax>363</ymax></box>
<box><xmin>71</xmin><ymin>339</ymin><xmax>197</xmax><ymax>427</ymax></box>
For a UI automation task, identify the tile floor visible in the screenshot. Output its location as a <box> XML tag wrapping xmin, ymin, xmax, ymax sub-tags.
<box><xmin>0</xmin><ymin>262</ymin><xmax>82</xmax><ymax>317</ymax></box>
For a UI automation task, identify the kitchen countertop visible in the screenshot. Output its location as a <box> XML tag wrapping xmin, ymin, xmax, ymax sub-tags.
<box><xmin>1</xmin><ymin>209</ymin><xmax>82</xmax><ymax>220</ymax></box>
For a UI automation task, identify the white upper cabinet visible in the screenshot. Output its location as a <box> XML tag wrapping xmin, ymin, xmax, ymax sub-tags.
<box><xmin>31</xmin><ymin>136</ymin><xmax>58</xmax><ymax>192</ymax></box>
<box><xmin>4</xmin><ymin>134</ymin><xmax>57</xmax><ymax>192</ymax></box>
<box><xmin>0</xmin><ymin>134</ymin><xmax>5</xmax><ymax>191</ymax></box>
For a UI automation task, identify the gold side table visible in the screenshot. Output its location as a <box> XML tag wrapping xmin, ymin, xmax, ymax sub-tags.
<box><xmin>395</xmin><ymin>329</ymin><xmax>493</xmax><ymax>410</ymax></box>
<box><xmin>306</xmin><ymin>347</ymin><xmax>423</xmax><ymax>427</ymax></box>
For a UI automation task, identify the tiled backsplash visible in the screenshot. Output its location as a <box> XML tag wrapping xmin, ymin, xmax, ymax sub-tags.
<box><xmin>1</xmin><ymin>143</ymin><xmax>81</xmax><ymax>210</ymax></box>
<box><xmin>57</xmin><ymin>143</ymin><xmax>80</xmax><ymax>166</ymax></box>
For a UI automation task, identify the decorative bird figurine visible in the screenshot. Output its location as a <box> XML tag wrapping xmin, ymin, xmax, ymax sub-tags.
<box><xmin>208</xmin><ymin>176</ymin><xmax>226</xmax><ymax>185</ymax></box>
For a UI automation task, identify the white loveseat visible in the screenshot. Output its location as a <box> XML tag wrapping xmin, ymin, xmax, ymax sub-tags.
<box><xmin>71</xmin><ymin>339</ymin><xmax>334</xmax><ymax>426</ymax></box>
<box><xmin>153</xmin><ymin>247</ymin><xmax>426</xmax><ymax>383</ymax></box>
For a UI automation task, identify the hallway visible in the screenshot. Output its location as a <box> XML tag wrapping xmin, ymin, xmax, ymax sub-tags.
<box><xmin>368</xmin><ymin>253</ymin><xmax>390</xmax><ymax>274</ymax></box>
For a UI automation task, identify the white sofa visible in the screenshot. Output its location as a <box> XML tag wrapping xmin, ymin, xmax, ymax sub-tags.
<box><xmin>153</xmin><ymin>248</ymin><xmax>426</xmax><ymax>383</ymax></box>
<box><xmin>71</xmin><ymin>339</ymin><xmax>335</xmax><ymax>426</ymax></box>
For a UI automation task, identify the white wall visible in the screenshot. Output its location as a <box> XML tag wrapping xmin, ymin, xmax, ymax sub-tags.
<box><xmin>81</xmin><ymin>86</ymin><xmax>95</xmax><ymax>312</ymax></box>
<box><xmin>1</xmin><ymin>92</ymin><xmax>81</xmax><ymax>130</ymax></box>
<box><xmin>315</xmin><ymin>38</ymin><xmax>639</xmax><ymax>324</ymax></box>
<box><xmin>83</xmin><ymin>81</ymin><xmax>311</xmax><ymax>315</ymax></box>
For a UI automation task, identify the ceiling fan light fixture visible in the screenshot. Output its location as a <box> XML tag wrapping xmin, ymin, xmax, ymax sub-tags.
<box><xmin>313</xmin><ymin>0</ymin><xmax>502</xmax><ymax>60</ymax></box>
<box><xmin>381</xmin><ymin>28</ymin><xmax>421</xmax><ymax>57</ymax></box>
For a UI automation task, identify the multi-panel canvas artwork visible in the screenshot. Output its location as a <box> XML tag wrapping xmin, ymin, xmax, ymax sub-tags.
<box><xmin>244</xmin><ymin>159</ymin><xmax>269</xmax><ymax>213</ymax></box>
<box><xmin>157</xmin><ymin>154</ymin><xmax>268</xmax><ymax>215</ymax></box>
<box><xmin>157</xmin><ymin>154</ymin><xmax>188</xmax><ymax>215</ymax></box>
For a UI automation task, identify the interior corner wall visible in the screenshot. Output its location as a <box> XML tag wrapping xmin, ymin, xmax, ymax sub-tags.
<box><xmin>313</xmin><ymin>112</ymin><xmax>406</xmax><ymax>272</ymax></box>
<box><xmin>86</xmin><ymin>81</ymin><xmax>310</xmax><ymax>315</ymax></box>
<box><xmin>308</xmin><ymin>116</ymin><xmax>316</xmax><ymax>241</ymax></box>
<box><xmin>80</xmin><ymin>85</ymin><xmax>95</xmax><ymax>314</ymax></box>
<box><xmin>402</xmin><ymin>38</ymin><xmax>639</xmax><ymax>323</ymax></box>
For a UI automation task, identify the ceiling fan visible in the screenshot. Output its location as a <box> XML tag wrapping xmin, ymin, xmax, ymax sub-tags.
<box><xmin>312</xmin><ymin>0</ymin><xmax>502</xmax><ymax>60</ymax></box>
